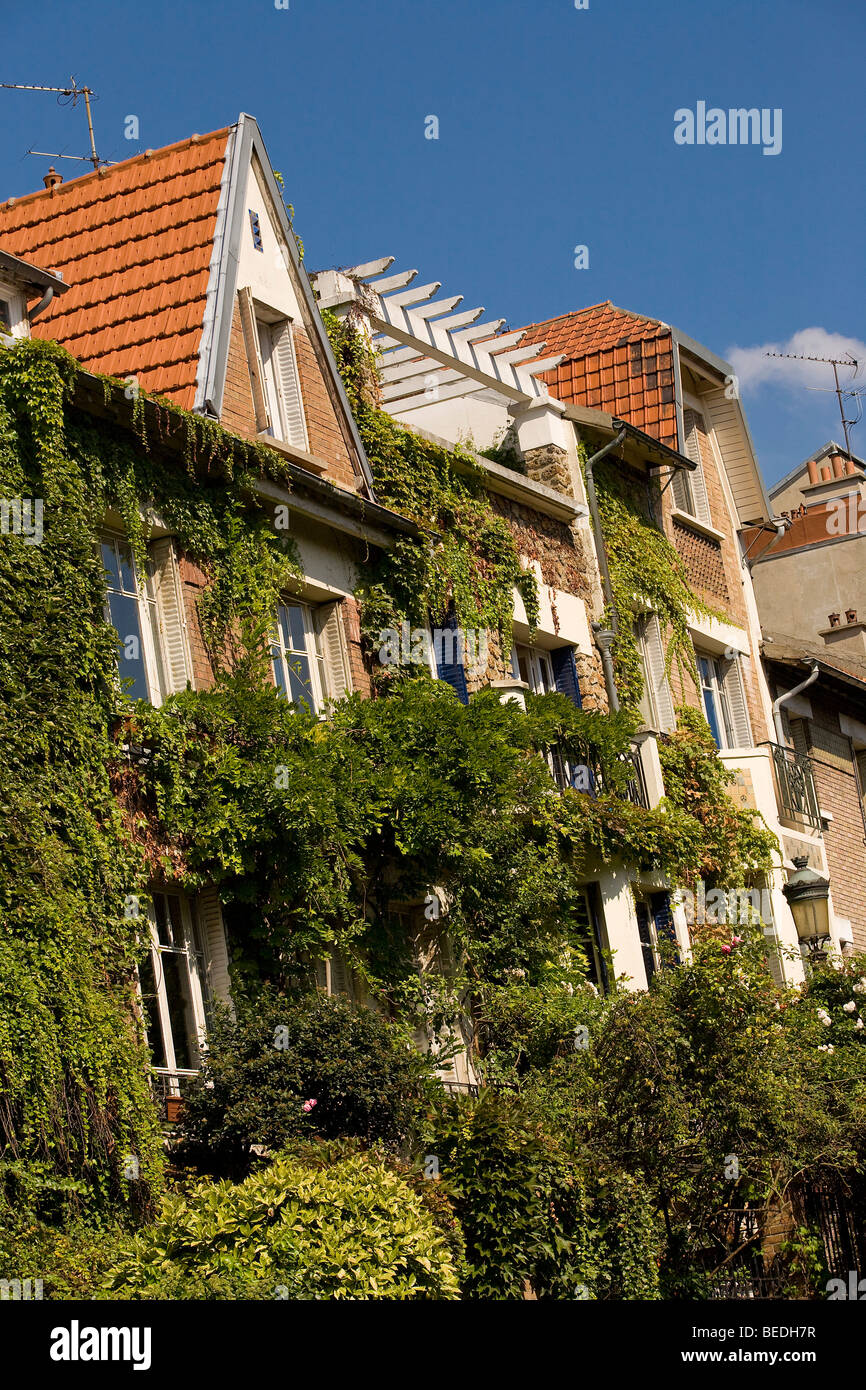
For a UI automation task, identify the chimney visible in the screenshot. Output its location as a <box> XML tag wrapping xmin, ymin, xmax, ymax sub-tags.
<box><xmin>807</xmin><ymin>458</ymin><xmax>820</xmax><ymax>485</ymax></box>
<box><xmin>829</xmin><ymin>612</ymin><xmax>841</xmax><ymax>628</ymax></box>
<box><xmin>846</xmin><ymin>609</ymin><xmax>858</xmax><ymax>625</ymax></box>
<box><xmin>831</xmin><ymin>453</ymin><xmax>847</xmax><ymax>479</ymax></box>
<box><xmin>821</xmin><ymin>465</ymin><xmax>833</xmax><ymax>482</ymax></box>
<box><xmin>43</xmin><ymin>167</ymin><xmax>62</xmax><ymax>190</ymax></box>
<box><xmin>846</xmin><ymin>458</ymin><xmax>859</xmax><ymax>476</ymax></box>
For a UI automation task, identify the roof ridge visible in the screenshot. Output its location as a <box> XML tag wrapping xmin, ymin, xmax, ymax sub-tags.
<box><xmin>0</xmin><ymin>125</ymin><xmax>232</xmax><ymax>212</ymax></box>
<box><xmin>518</xmin><ymin>300</ymin><xmax>668</xmax><ymax>337</ymax></box>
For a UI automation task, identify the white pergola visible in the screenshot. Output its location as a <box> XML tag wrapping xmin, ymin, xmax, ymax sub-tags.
<box><xmin>315</xmin><ymin>257</ymin><xmax>564</xmax><ymax>413</ymax></box>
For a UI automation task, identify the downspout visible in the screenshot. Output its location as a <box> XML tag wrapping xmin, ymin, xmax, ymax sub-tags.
<box><xmin>772</xmin><ymin>662</ymin><xmax>819</xmax><ymax>746</ymax></box>
<box><xmin>28</xmin><ymin>286</ymin><xmax>54</xmax><ymax>322</ymax></box>
<box><xmin>583</xmin><ymin>428</ymin><xmax>627</xmax><ymax>712</ymax></box>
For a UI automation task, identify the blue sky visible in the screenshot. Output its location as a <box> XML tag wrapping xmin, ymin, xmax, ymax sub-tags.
<box><xmin>1</xmin><ymin>0</ymin><xmax>863</xmax><ymax>487</ymax></box>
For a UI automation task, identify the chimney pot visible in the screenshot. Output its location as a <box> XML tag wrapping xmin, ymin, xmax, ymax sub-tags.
<box><xmin>829</xmin><ymin>612</ymin><xmax>841</xmax><ymax>627</ymax></box>
<box><xmin>42</xmin><ymin>166</ymin><xmax>62</xmax><ymax>190</ymax></box>
<box><xmin>846</xmin><ymin>609</ymin><xmax>857</xmax><ymax>625</ymax></box>
<box><xmin>807</xmin><ymin>458</ymin><xmax>820</xmax><ymax>485</ymax></box>
<box><xmin>832</xmin><ymin>453</ymin><xmax>846</xmax><ymax>479</ymax></box>
<box><xmin>821</xmin><ymin>465</ymin><xmax>833</xmax><ymax>482</ymax></box>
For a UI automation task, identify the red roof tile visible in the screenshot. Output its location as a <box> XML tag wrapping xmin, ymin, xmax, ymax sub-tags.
<box><xmin>516</xmin><ymin>301</ymin><xmax>679</xmax><ymax>449</ymax></box>
<box><xmin>0</xmin><ymin>129</ymin><xmax>230</xmax><ymax>406</ymax></box>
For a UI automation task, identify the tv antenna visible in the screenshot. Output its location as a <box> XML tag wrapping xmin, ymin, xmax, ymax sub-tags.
<box><xmin>764</xmin><ymin>350</ymin><xmax>860</xmax><ymax>456</ymax></box>
<box><xmin>1</xmin><ymin>78</ymin><xmax>111</xmax><ymax>171</ymax></box>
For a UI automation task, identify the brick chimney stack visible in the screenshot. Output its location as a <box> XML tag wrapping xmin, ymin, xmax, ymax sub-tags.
<box><xmin>42</xmin><ymin>167</ymin><xmax>63</xmax><ymax>190</ymax></box>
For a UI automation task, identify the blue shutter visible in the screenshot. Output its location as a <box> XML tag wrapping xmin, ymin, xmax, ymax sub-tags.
<box><xmin>551</xmin><ymin>646</ymin><xmax>582</xmax><ymax>707</ymax></box>
<box><xmin>436</xmin><ymin>610</ymin><xmax>468</xmax><ymax>704</ymax></box>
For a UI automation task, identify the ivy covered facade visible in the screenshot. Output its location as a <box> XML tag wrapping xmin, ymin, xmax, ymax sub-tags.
<box><xmin>0</xmin><ymin>116</ymin><xmax>852</xmax><ymax>1266</ymax></box>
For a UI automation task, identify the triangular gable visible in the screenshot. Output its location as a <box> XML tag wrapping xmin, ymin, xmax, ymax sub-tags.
<box><xmin>197</xmin><ymin>114</ymin><xmax>374</xmax><ymax>494</ymax></box>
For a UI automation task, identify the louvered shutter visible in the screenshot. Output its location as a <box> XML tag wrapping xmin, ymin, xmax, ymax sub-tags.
<box><xmin>641</xmin><ymin>613</ymin><xmax>676</xmax><ymax>732</ymax></box>
<box><xmin>272</xmin><ymin>322</ymin><xmax>309</xmax><ymax>450</ymax></box>
<box><xmin>680</xmin><ymin>409</ymin><xmax>713</xmax><ymax>525</ymax></box>
<box><xmin>551</xmin><ymin>646</ymin><xmax>583</xmax><ymax>707</ymax></box>
<box><xmin>435</xmin><ymin>609</ymin><xmax>468</xmax><ymax>704</ymax></box>
<box><xmin>237</xmin><ymin>287</ymin><xmax>270</xmax><ymax>432</ymax></box>
<box><xmin>789</xmin><ymin>716</ymin><xmax>810</xmax><ymax>761</ymax></box>
<box><xmin>721</xmin><ymin>654</ymin><xmax>752</xmax><ymax>748</ymax></box>
<box><xmin>149</xmin><ymin>538</ymin><xmax>192</xmax><ymax>696</ymax></box>
<box><xmin>196</xmin><ymin>886</ymin><xmax>233</xmax><ymax>1011</ymax></box>
<box><xmin>313</xmin><ymin>602</ymin><xmax>351</xmax><ymax>703</ymax></box>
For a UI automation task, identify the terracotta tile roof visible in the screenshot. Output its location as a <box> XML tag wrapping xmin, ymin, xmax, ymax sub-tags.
<box><xmin>517</xmin><ymin>301</ymin><xmax>679</xmax><ymax>449</ymax></box>
<box><xmin>0</xmin><ymin>129</ymin><xmax>230</xmax><ymax>406</ymax></box>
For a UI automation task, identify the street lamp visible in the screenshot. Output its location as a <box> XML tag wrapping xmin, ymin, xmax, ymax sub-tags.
<box><xmin>782</xmin><ymin>855</ymin><xmax>831</xmax><ymax>956</ymax></box>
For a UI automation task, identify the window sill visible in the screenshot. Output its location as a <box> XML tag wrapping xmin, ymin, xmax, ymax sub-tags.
<box><xmin>257</xmin><ymin>431</ymin><xmax>328</xmax><ymax>476</ymax></box>
<box><xmin>670</xmin><ymin>508</ymin><xmax>727</xmax><ymax>544</ymax></box>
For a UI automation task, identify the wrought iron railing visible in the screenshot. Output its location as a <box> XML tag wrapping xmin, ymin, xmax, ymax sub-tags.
<box><xmin>551</xmin><ymin>744</ymin><xmax>649</xmax><ymax>808</ymax></box>
<box><xmin>762</xmin><ymin>742</ymin><xmax>822</xmax><ymax>831</ymax></box>
<box><xmin>151</xmin><ymin>1068</ymin><xmax>201</xmax><ymax>1122</ymax></box>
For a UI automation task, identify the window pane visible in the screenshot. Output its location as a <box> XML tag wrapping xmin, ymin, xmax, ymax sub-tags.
<box><xmin>153</xmin><ymin>894</ymin><xmax>171</xmax><ymax>946</ymax></box>
<box><xmin>272</xmin><ymin>646</ymin><xmax>289</xmax><ymax>697</ymax></box>
<box><xmin>285</xmin><ymin>603</ymin><xmax>308</xmax><ymax>653</ymax></box>
<box><xmin>108</xmin><ymin>591</ymin><xmax>149</xmax><ymax>700</ymax></box>
<box><xmin>116</xmin><ymin>540</ymin><xmax>137</xmax><ymax>595</ymax></box>
<box><xmin>167</xmin><ymin>894</ymin><xmax>184</xmax><ymax>942</ymax></box>
<box><xmin>161</xmin><ymin>950</ymin><xmax>197</xmax><ymax>1071</ymax></box>
<box><xmin>138</xmin><ymin>950</ymin><xmax>167</xmax><ymax>1069</ymax></box>
<box><xmin>287</xmin><ymin>652</ymin><xmax>314</xmax><ymax>708</ymax></box>
<box><xmin>100</xmin><ymin>539</ymin><xmax>120</xmax><ymax>590</ymax></box>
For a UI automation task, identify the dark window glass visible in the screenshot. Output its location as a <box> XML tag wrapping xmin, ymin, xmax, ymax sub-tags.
<box><xmin>107</xmin><ymin>590</ymin><xmax>149</xmax><ymax>700</ymax></box>
<box><xmin>138</xmin><ymin>950</ymin><xmax>167</xmax><ymax>1069</ymax></box>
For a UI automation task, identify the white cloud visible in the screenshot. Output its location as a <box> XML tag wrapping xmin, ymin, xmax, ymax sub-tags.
<box><xmin>726</xmin><ymin>327</ymin><xmax>865</xmax><ymax>394</ymax></box>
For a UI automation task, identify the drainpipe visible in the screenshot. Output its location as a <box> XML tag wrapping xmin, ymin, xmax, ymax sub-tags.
<box><xmin>28</xmin><ymin>286</ymin><xmax>54</xmax><ymax>322</ymax></box>
<box><xmin>772</xmin><ymin>662</ymin><xmax>819</xmax><ymax>746</ymax></box>
<box><xmin>584</xmin><ymin>428</ymin><xmax>627</xmax><ymax>711</ymax></box>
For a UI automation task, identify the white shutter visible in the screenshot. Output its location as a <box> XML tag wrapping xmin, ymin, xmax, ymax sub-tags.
<box><xmin>272</xmin><ymin>322</ymin><xmax>308</xmax><ymax>451</ymax></box>
<box><xmin>680</xmin><ymin>409</ymin><xmax>713</xmax><ymax>525</ymax></box>
<box><xmin>313</xmin><ymin>602</ymin><xmax>351</xmax><ymax>703</ymax></box>
<box><xmin>641</xmin><ymin>613</ymin><xmax>676</xmax><ymax>732</ymax></box>
<box><xmin>237</xmin><ymin>287</ymin><xmax>270</xmax><ymax>432</ymax></box>
<box><xmin>149</xmin><ymin>538</ymin><xmax>192</xmax><ymax>696</ymax></box>
<box><xmin>196</xmin><ymin>886</ymin><xmax>233</xmax><ymax>1011</ymax></box>
<box><xmin>721</xmin><ymin>654</ymin><xmax>752</xmax><ymax>748</ymax></box>
<box><xmin>671</xmin><ymin>466</ymin><xmax>692</xmax><ymax>514</ymax></box>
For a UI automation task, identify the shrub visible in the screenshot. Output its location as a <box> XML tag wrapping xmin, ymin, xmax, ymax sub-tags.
<box><xmin>176</xmin><ymin>990</ymin><xmax>439</xmax><ymax>1176</ymax></box>
<box><xmin>103</xmin><ymin>1147</ymin><xmax>463</xmax><ymax>1300</ymax></box>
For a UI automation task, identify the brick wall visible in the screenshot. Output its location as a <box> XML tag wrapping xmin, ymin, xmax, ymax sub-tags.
<box><xmin>220</xmin><ymin>303</ymin><xmax>258</xmax><ymax>438</ymax></box>
<box><xmin>796</xmin><ymin>704</ymin><xmax>866</xmax><ymax>950</ymax></box>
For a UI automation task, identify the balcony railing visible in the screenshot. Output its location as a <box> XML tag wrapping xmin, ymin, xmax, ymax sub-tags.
<box><xmin>554</xmin><ymin>745</ymin><xmax>649</xmax><ymax>808</ymax></box>
<box><xmin>151</xmin><ymin>1067</ymin><xmax>201</xmax><ymax>1123</ymax></box>
<box><xmin>762</xmin><ymin>742</ymin><xmax>822</xmax><ymax>831</ymax></box>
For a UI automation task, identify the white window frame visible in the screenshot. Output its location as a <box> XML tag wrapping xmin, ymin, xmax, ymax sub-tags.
<box><xmin>271</xmin><ymin>598</ymin><xmax>327</xmax><ymax>713</ymax></box>
<box><xmin>696</xmin><ymin>649</ymin><xmax>736</xmax><ymax>750</ymax></box>
<box><xmin>0</xmin><ymin>278</ymin><xmax>27</xmax><ymax>339</ymax></box>
<box><xmin>511</xmin><ymin>642</ymin><xmax>556</xmax><ymax>695</ymax></box>
<box><xmin>139</xmin><ymin>890</ymin><xmax>210</xmax><ymax>1082</ymax></box>
<box><xmin>100</xmin><ymin>530</ymin><xmax>168</xmax><ymax>705</ymax></box>
<box><xmin>256</xmin><ymin>312</ymin><xmax>309</xmax><ymax>450</ymax></box>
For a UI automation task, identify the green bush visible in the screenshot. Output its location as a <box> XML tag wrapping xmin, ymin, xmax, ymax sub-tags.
<box><xmin>176</xmin><ymin>991</ymin><xmax>439</xmax><ymax>1176</ymax></box>
<box><xmin>104</xmin><ymin>1147</ymin><xmax>463</xmax><ymax>1300</ymax></box>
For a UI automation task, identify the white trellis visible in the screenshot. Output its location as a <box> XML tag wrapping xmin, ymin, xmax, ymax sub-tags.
<box><xmin>315</xmin><ymin>257</ymin><xmax>564</xmax><ymax>412</ymax></box>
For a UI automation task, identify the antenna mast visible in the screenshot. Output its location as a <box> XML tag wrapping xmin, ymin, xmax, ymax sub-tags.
<box><xmin>1</xmin><ymin>78</ymin><xmax>109</xmax><ymax>170</ymax></box>
<box><xmin>764</xmin><ymin>350</ymin><xmax>860</xmax><ymax>456</ymax></box>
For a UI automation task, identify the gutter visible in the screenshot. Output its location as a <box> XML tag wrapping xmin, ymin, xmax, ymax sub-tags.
<box><xmin>772</xmin><ymin>662</ymin><xmax>819</xmax><ymax>746</ymax></box>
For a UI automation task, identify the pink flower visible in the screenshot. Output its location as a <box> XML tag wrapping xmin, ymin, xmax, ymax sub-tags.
<box><xmin>731</xmin><ymin>936</ymin><xmax>743</xmax><ymax>947</ymax></box>
<box><xmin>721</xmin><ymin>944</ymin><xmax>732</xmax><ymax>954</ymax></box>
<box><xmin>303</xmin><ymin>1099</ymin><xmax>318</xmax><ymax>1113</ymax></box>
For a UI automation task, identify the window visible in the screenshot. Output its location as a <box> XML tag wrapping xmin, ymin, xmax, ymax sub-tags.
<box><xmin>672</xmin><ymin>407</ymin><xmax>712</xmax><ymax>525</ymax></box>
<box><xmin>513</xmin><ymin>643</ymin><xmax>556</xmax><ymax>694</ymax></box>
<box><xmin>634</xmin><ymin>891</ymin><xmax>675</xmax><ymax>984</ymax></box>
<box><xmin>100</xmin><ymin>532</ymin><xmax>166</xmax><ymax>703</ymax></box>
<box><xmin>138</xmin><ymin>892</ymin><xmax>209</xmax><ymax>1075</ymax></box>
<box><xmin>696</xmin><ymin>649</ymin><xmax>751</xmax><ymax>750</ymax></box>
<box><xmin>271</xmin><ymin>600</ymin><xmax>326</xmax><ymax>711</ymax></box>
<box><xmin>256</xmin><ymin>317</ymin><xmax>308</xmax><ymax>450</ymax></box>
<box><xmin>248</xmin><ymin>209</ymin><xmax>264</xmax><ymax>252</ymax></box>
<box><xmin>0</xmin><ymin>298</ymin><xmax>12</xmax><ymax>331</ymax></box>
<box><xmin>100</xmin><ymin>531</ymin><xmax>190</xmax><ymax>705</ymax></box>
<box><xmin>575</xmin><ymin>885</ymin><xmax>609</xmax><ymax>992</ymax></box>
<box><xmin>314</xmin><ymin>951</ymin><xmax>356</xmax><ymax>1000</ymax></box>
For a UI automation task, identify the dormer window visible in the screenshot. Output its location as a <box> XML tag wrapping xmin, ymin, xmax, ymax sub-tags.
<box><xmin>256</xmin><ymin>316</ymin><xmax>308</xmax><ymax>450</ymax></box>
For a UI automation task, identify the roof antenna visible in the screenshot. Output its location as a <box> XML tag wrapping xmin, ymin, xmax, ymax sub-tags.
<box><xmin>764</xmin><ymin>349</ymin><xmax>860</xmax><ymax>456</ymax></box>
<box><xmin>1</xmin><ymin>78</ymin><xmax>112</xmax><ymax>171</ymax></box>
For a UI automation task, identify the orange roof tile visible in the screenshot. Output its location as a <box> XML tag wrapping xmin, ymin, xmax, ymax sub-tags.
<box><xmin>516</xmin><ymin>301</ymin><xmax>679</xmax><ymax>449</ymax></box>
<box><xmin>0</xmin><ymin>128</ymin><xmax>230</xmax><ymax>407</ymax></box>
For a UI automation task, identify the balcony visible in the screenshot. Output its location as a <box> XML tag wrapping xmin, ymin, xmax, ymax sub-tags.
<box><xmin>552</xmin><ymin>744</ymin><xmax>650</xmax><ymax>808</ymax></box>
<box><xmin>762</xmin><ymin>742</ymin><xmax>822</xmax><ymax>832</ymax></box>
